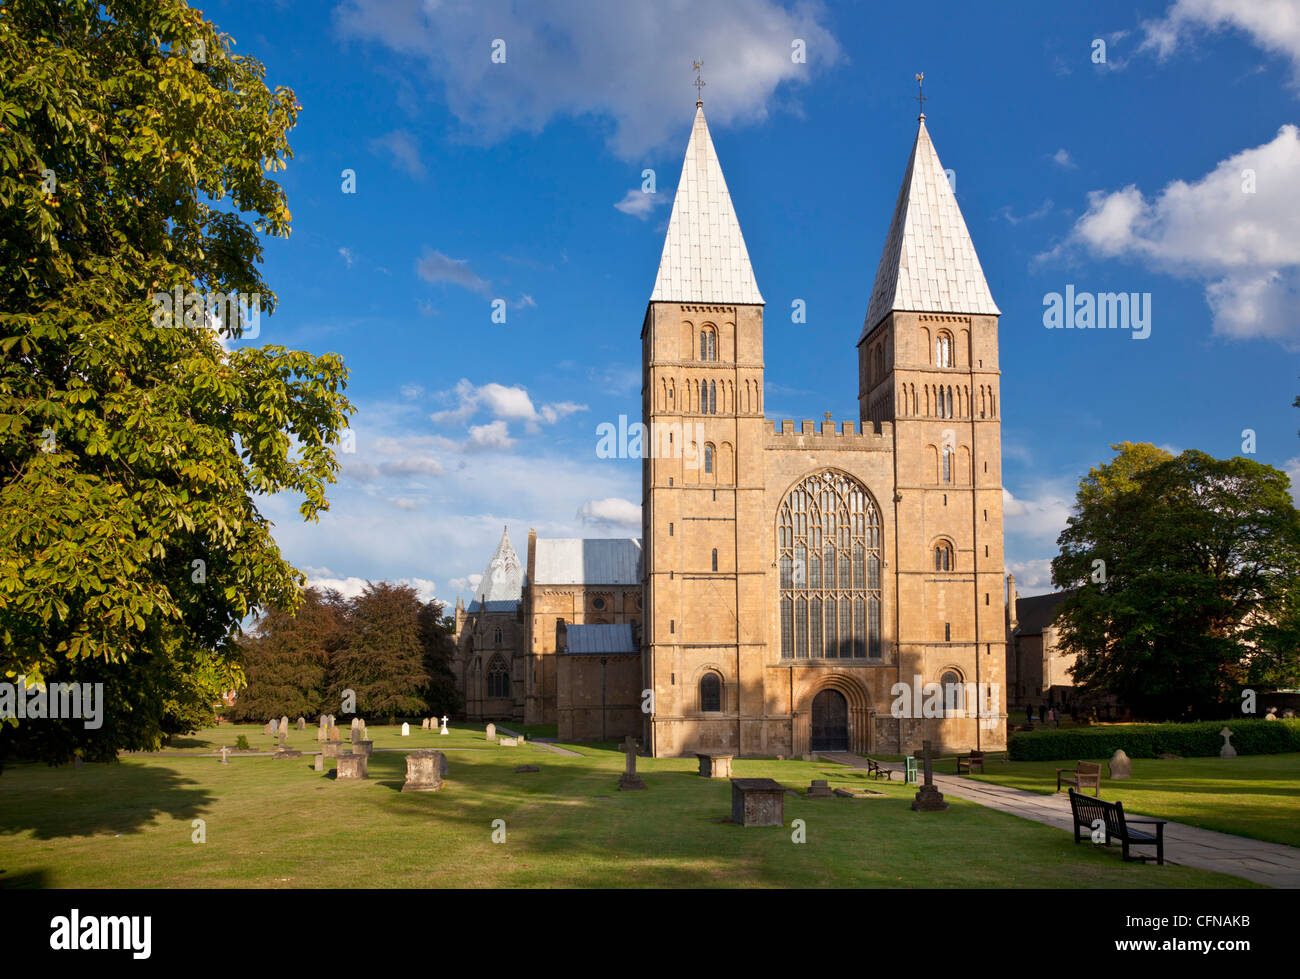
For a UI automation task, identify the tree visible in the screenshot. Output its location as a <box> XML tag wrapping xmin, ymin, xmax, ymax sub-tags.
<box><xmin>332</xmin><ymin>584</ymin><xmax>430</xmax><ymax>722</ymax></box>
<box><xmin>0</xmin><ymin>1</ymin><xmax>352</xmax><ymax>762</ymax></box>
<box><xmin>1052</xmin><ymin>444</ymin><xmax>1300</xmax><ymax>718</ymax></box>
<box><xmin>229</xmin><ymin>588</ymin><xmax>345</xmax><ymax>723</ymax></box>
<box><xmin>418</xmin><ymin>600</ymin><xmax>463</xmax><ymax>717</ymax></box>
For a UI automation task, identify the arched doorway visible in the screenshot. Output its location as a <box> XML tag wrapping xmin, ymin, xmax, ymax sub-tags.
<box><xmin>811</xmin><ymin>689</ymin><xmax>849</xmax><ymax>751</ymax></box>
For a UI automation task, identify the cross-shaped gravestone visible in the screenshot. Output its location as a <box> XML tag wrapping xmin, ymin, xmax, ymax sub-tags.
<box><xmin>1220</xmin><ymin>727</ymin><xmax>1237</xmax><ymax>759</ymax></box>
<box><xmin>440</xmin><ymin>715</ymin><xmax>449</xmax><ymax>735</ymax></box>
<box><xmin>911</xmin><ymin>739</ymin><xmax>948</xmax><ymax>812</ymax></box>
<box><xmin>618</xmin><ymin>736</ymin><xmax>646</xmax><ymax>790</ymax></box>
<box><xmin>220</xmin><ymin>747</ymin><xmax>230</xmax><ymax>765</ymax></box>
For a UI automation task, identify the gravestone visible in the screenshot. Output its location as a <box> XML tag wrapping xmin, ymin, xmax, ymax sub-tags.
<box><xmin>422</xmin><ymin>718</ymin><xmax>430</xmax><ymax>731</ymax></box>
<box><xmin>280</xmin><ymin>715</ymin><xmax>289</xmax><ymax>736</ymax></box>
<box><xmin>350</xmin><ymin>722</ymin><xmax>360</xmax><ymax>744</ymax></box>
<box><xmin>1265</xmin><ymin>707</ymin><xmax>1278</xmax><ymax>721</ymax></box>
<box><xmin>1108</xmin><ymin>749</ymin><xmax>1132</xmax><ymax>780</ymax></box>
<box><xmin>730</xmin><ymin>778</ymin><xmax>784</xmax><ymax>826</ymax></box>
<box><xmin>327</xmin><ymin>725</ymin><xmax>339</xmax><ymax>742</ymax></box>
<box><xmin>264</xmin><ymin>721</ymin><xmax>274</xmax><ymax>736</ymax></box>
<box><xmin>499</xmin><ymin>736</ymin><xmax>518</xmax><ymax>746</ymax></box>
<box><xmin>618</xmin><ymin>736</ymin><xmax>646</xmax><ymax>790</ymax></box>
<box><xmin>697</xmin><ymin>752</ymin><xmax>733</xmax><ymax>779</ymax></box>
<box><xmin>911</xmin><ymin>740</ymin><xmax>948</xmax><ymax>812</ymax></box>
<box><xmin>353</xmin><ymin>740</ymin><xmax>373</xmax><ymax>758</ymax></box>
<box><xmin>322</xmin><ymin>740</ymin><xmax>346</xmax><ymax>759</ymax></box>
<box><xmin>220</xmin><ymin>747</ymin><xmax>230</xmax><ymax>765</ymax></box>
<box><xmin>335</xmin><ymin>753</ymin><xmax>368</xmax><ymax>780</ymax></box>
<box><xmin>402</xmin><ymin>722</ymin><xmax>410</xmax><ymax>737</ymax></box>
<box><xmin>440</xmin><ymin>715</ymin><xmax>449</xmax><ymax>735</ymax></box>
<box><xmin>297</xmin><ymin>716</ymin><xmax>305</xmax><ymax>731</ymax></box>
<box><xmin>273</xmin><ymin>731</ymin><xmax>301</xmax><ymax>760</ymax></box>
<box><xmin>314</xmin><ymin>755</ymin><xmax>324</xmax><ymax>772</ymax></box>
<box><xmin>486</xmin><ymin>723</ymin><xmax>496</xmax><ymax>742</ymax></box>
<box><xmin>401</xmin><ymin>749</ymin><xmax>445</xmax><ymax>792</ymax></box>
<box><xmin>316</xmin><ymin>726</ymin><xmax>326</xmax><ymax>743</ymax></box>
<box><xmin>1220</xmin><ymin>727</ymin><xmax>1237</xmax><ymax>759</ymax></box>
<box><xmin>807</xmin><ymin>779</ymin><xmax>834</xmax><ymax>798</ymax></box>
<box><xmin>359</xmin><ymin>720</ymin><xmax>368</xmax><ymax>741</ymax></box>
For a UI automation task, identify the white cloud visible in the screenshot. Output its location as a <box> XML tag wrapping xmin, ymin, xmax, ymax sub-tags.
<box><xmin>416</xmin><ymin>249</ymin><xmax>492</xmax><ymax>297</ymax></box>
<box><xmin>370</xmin><ymin>128</ymin><xmax>427</xmax><ymax>178</ymax></box>
<box><xmin>467</xmin><ymin>419</ymin><xmax>515</xmax><ymax>450</ymax></box>
<box><xmin>614</xmin><ymin>188</ymin><xmax>666</xmax><ymax>219</ymax></box>
<box><xmin>1062</xmin><ymin>124</ymin><xmax>1300</xmax><ymax>348</ymax></box>
<box><xmin>400</xmin><ymin>383</ymin><xmax>425</xmax><ymax>400</ymax></box>
<box><xmin>1003</xmin><ymin>486</ymin><xmax>1073</xmax><ymax>544</ymax></box>
<box><xmin>305</xmin><ymin>571</ymin><xmax>439</xmax><ymax>604</ymax></box>
<box><xmin>1008</xmin><ymin>558</ymin><xmax>1056</xmax><ymax>595</ymax></box>
<box><xmin>339</xmin><ymin>247</ymin><xmax>356</xmax><ymax>267</ymax></box>
<box><xmin>449</xmin><ymin>573</ymin><xmax>483</xmax><ymax>594</ymax></box>
<box><xmin>1285</xmin><ymin>455</ymin><xmax>1300</xmax><ymax>506</ymax></box>
<box><xmin>333</xmin><ymin>0</ymin><xmax>840</xmax><ymax>158</ymax></box>
<box><xmin>576</xmin><ymin>497</ymin><xmax>642</xmax><ymax>530</ymax></box>
<box><xmin>430</xmin><ymin>378</ymin><xmax>588</xmax><ymax>433</ymax></box>
<box><xmin>1141</xmin><ymin>0</ymin><xmax>1300</xmax><ymax>87</ymax></box>
<box><xmin>1052</xmin><ymin>148</ymin><xmax>1077</xmax><ymax>170</ymax></box>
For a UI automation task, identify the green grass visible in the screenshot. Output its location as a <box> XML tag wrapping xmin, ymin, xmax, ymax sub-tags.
<box><xmin>929</xmin><ymin>753</ymin><xmax>1300</xmax><ymax>848</ymax></box>
<box><xmin>0</xmin><ymin>724</ymin><xmax>1262</xmax><ymax>888</ymax></box>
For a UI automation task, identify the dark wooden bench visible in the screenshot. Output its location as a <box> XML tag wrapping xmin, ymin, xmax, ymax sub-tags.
<box><xmin>956</xmin><ymin>750</ymin><xmax>985</xmax><ymax>774</ymax></box>
<box><xmin>865</xmin><ymin>758</ymin><xmax>894</xmax><ymax>781</ymax></box>
<box><xmin>1068</xmin><ymin>789</ymin><xmax>1166</xmax><ymax>864</ymax></box>
<box><xmin>1056</xmin><ymin>761</ymin><xmax>1101</xmax><ymax>795</ymax></box>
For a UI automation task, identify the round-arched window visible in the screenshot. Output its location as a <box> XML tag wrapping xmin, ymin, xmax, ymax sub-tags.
<box><xmin>700</xmin><ymin>672</ymin><xmax>722</xmax><ymax>712</ymax></box>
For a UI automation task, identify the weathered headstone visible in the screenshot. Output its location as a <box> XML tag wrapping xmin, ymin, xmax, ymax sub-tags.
<box><xmin>440</xmin><ymin>715</ymin><xmax>449</xmax><ymax>735</ymax></box>
<box><xmin>401</xmin><ymin>749</ymin><xmax>445</xmax><ymax>792</ymax></box>
<box><xmin>807</xmin><ymin>779</ymin><xmax>834</xmax><ymax>798</ymax></box>
<box><xmin>486</xmin><ymin>722</ymin><xmax>496</xmax><ymax>742</ymax></box>
<box><xmin>911</xmin><ymin>740</ymin><xmax>948</xmax><ymax>812</ymax></box>
<box><xmin>353</xmin><ymin>740</ymin><xmax>373</xmax><ymax>758</ymax></box>
<box><xmin>421</xmin><ymin>718</ymin><xmax>430</xmax><ymax>731</ymax></box>
<box><xmin>265</xmin><ymin>721</ymin><xmax>274</xmax><ymax>736</ymax></box>
<box><xmin>327</xmin><ymin>725</ymin><xmax>339</xmax><ymax>742</ymax></box>
<box><xmin>1108</xmin><ymin>749</ymin><xmax>1132</xmax><ymax>780</ymax></box>
<box><xmin>297</xmin><ymin>716</ymin><xmax>305</xmax><ymax>731</ymax></box>
<box><xmin>322</xmin><ymin>740</ymin><xmax>346</xmax><ymax>759</ymax></box>
<box><xmin>220</xmin><ymin>747</ymin><xmax>230</xmax><ymax>765</ymax></box>
<box><xmin>316</xmin><ymin>726</ymin><xmax>326</xmax><ymax>742</ymax></box>
<box><xmin>280</xmin><ymin>715</ymin><xmax>289</xmax><ymax>735</ymax></box>
<box><xmin>314</xmin><ymin>755</ymin><xmax>324</xmax><ymax>772</ymax></box>
<box><xmin>697</xmin><ymin>752</ymin><xmax>733</xmax><ymax>778</ymax></box>
<box><xmin>730</xmin><ymin>778</ymin><xmax>784</xmax><ymax>826</ymax></box>
<box><xmin>1220</xmin><ymin>727</ymin><xmax>1237</xmax><ymax>759</ymax></box>
<box><xmin>350</xmin><ymin>722</ymin><xmax>360</xmax><ymax>744</ymax></box>
<box><xmin>335</xmin><ymin>753</ymin><xmax>367</xmax><ymax>780</ymax></box>
<box><xmin>618</xmin><ymin>736</ymin><xmax>646</xmax><ymax>790</ymax></box>
<box><xmin>402</xmin><ymin>722</ymin><xmax>410</xmax><ymax>737</ymax></box>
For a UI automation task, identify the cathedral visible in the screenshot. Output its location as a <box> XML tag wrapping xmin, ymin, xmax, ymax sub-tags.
<box><xmin>454</xmin><ymin>94</ymin><xmax>1008</xmax><ymax>758</ymax></box>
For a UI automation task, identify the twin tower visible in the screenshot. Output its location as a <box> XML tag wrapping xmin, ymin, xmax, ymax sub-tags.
<box><xmin>639</xmin><ymin>101</ymin><xmax>1007</xmax><ymax>756</ymax></box>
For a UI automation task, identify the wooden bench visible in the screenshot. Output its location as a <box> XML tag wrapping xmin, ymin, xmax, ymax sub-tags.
<box><xmin>956</xmin><ymin>750</ymin><xmax>985</xmax><ymax>774</ymax></box>
<box><xmin>1068</xmin><ymin>789</ymin><xmax>1166</xmax><ymax>864</ymax></box>
<box><xmin>865</xmin><ymin>758</ymin><xmax>894</xmax><ymax>781</ymax></box>
<box><xmin>1056</xmin><ymin>761</ymin><xmax>1101</xmax><ymax>795</ymax></box>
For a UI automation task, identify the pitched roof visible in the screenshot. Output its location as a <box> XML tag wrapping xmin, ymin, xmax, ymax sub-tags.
<box><xmin>861</xmin><ymin>116</ymin><xmax>999</xmax><ymax>339</ymax></box>
<box><xmin>1015</xmin><ymin>591</ymin><xmax>1072</xmax><ymax>636</ymax></box>
<box><xmin>532</xmin><ymin>538</ymin><xmax>642</xmax><ymax>586</ymax></box>
<box><xmin>472</xmin><ymin>526</ymin><xmax>524</xmax><ymax>606</ymax></box>
<box><xmin>564</xmin><ymin>623</ymin><xmax>639</xmax><ymax>655</ymax></box>
<box><xmin>650</xmin><ymin>105</ymin><xmax>763</xmax><ymax>306</ymax></box>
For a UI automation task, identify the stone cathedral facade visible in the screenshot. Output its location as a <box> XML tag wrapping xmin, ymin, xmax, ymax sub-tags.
<box><xmin>456</xmin><ymin>100</ymin><xmax>1008</xmax><ymax>758</ymax></box>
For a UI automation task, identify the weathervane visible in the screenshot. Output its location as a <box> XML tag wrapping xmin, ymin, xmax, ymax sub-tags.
<box><xmin>915</xmin><ymin>72</ymin><xmax>926</xmax><ymax>119</ymax></box>
<box><xmin>693</xmin><ymin>59</ymin><xmax>706</xmax><ymax>106</ymax></box>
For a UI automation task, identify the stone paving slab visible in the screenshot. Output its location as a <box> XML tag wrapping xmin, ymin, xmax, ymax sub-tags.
<box><xmin>820</xmin><ymin>752</ymin><xmax>1300</xmax><ymax>888</ymax></box>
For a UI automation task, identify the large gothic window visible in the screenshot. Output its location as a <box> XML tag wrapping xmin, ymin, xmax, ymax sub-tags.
<box><xmin>487</xmin><ymin>655</ymin><xmax>510</xmax><ymax>698</ymax></box>
<box><xmin>777</xmin><ymin>471</ymin><xmax>883</xmax><ymax>660</ymax></box>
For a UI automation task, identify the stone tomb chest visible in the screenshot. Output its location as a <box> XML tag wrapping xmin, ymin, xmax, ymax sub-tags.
<box><xmin>730</xmin><ymin>778</ymin><xmax>785</xmax><ymax>827</ymax></box>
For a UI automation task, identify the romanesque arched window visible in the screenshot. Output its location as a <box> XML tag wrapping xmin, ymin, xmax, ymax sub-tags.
<box><xmin>487</xmin><ymin>655</ymin><xmax>510</xmax><ymax>698</ymax></box>
<box><xmin>700</xmin><ymin>327</ymin><xmax>716</xmax><ymax>361</ymax></box>
<box><xmin>700</xmin><ymin>672</ymin><xmax>722</xmax><ymax>712</ymax></box>
<box><xmin>934</xmin><ymin>540</ymin><xmax>953</xmax><ymax>571</ymax></box>
<box><xmin>777</xmin><ymin>471</ymin><xmax>882</xmax><ymax>660</ymax></box>
<box><xmin>936</xmin><ymin>332</ymin><xmax>953</xmax><ymax>368</ymax></box>
<box><xmin>941</xmin><ymin>669</ymin><xmax>964</xmax><ymax>713</ymax></box>
<box><xmin>704</xmin><ymin>443</ymin><xmax>714</xmax><ymax>474</ymax></box>
<box><xmin>709</xmin><ymin>380</ymin><xmax>717</xmax><ymax>414</ymax></box>
<box><xmin>942</xmin><ymin>446</ymin><xmax>953</xmax><ymax>483</ymax></box>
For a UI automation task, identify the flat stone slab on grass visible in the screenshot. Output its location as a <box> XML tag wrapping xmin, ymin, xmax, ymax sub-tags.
<box><xmin>515</xmin><ymin>765</ymin><xmax>540</xmax><ymax>773</ymax></box>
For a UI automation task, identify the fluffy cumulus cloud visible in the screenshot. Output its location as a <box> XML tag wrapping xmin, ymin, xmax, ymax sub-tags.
<box><xmin>333</xmin><ymin>0</ymin><xmax>840</xmax><ymax>158</ymax></box>
<box><xmin>1062</xmin><ymin>124</ymin><xmax>1300</xmax><ymax>348</ymax></box>
<box><xmin>430</xmin><ymin>378</ymin><xmax>587</xmax><ymax>435</ymax></box>
<box><xmin>1007</xmin><ymin>558</ymin><xmax>1056</xmax><ymax>596</ymax></box>
<box><xmin>1003</xmin><ymin>486</ymin><xmax>1073</xmax><ymax>544</ymax></box>
<box><xmin>614</xmin><ymin>188</ymin><xmax>667</xmax><ymax>220</ymax></box>
<box><xmin>576</xmin><ymin>497</ymin><xmax>642</xmax><ymax>530</ymax></box>
<box><xmin>370</xmin><ymin>128</ymin><xmax>427</xmax><ymax>178</ymax></box>
<box><xmin>1141</xmin><ymin>0</ymin><xmax>1300</xmax><ymax>87</ymax></box>
<box><xmin>303</xmin><ymin>567</ymin><xmax>439</xmax><ymax>604</ymax></box>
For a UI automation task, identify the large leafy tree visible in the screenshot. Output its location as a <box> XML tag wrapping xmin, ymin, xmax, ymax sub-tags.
<box><xmin>229</xmin><ymin>588</ymin><xmax>346</xmax><ymax>723</ymax></box>
<box><xmin>418</xmin><ymin>600</ymin><xmax>463</xmax><ymax>718</ymax></box>
<box><xmin>1052</xmin><ymin>444</ymin><xmax>1300</xmax><ymax>718</ymax></box>
<box><xmin>332</xmin><ymin>583</ymin><xmax>431</xmax><ymax>722</ymax></box>
<box><xmin>0</xmin><ymin>1</ymin><xmax>352</xmax><ymax>761</ymax></box>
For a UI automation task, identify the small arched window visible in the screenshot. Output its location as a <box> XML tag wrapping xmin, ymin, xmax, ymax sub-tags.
<box><xmin>704</xmin><ymin>443</ymin><xmax>714</xmax><ymax>474</ymax></box>
<box><xmin>700</xmin><ymin>672</ymin><xmax>722</xmax><ymax>712</ymax></box>
<box><xmin>934</xmin><ymin>541</ymin><xmax>953</xmax><ymax>571</ymax></box>
<box><xmin>936</xmin><ymin>332</ymin><xmax>953</xmax><ymax>368</ymax></box>
<box><xmin>487</xmin><ymin>655</ymin><xmax>510</xmax><ymax>699</ymax></box>
<box><xmin>941</xmin><ymin>670</ymin><xmax>964</xmax><ymax>713</ymax></box>
<box><xmin>700</xmin><ymin>328</ymin><xmax>716</xmax><ymax>361</ymax></box>
<box><xmin>942</xmin><ymin>447</ymin><xmax>953</xmax><ymax>483</ymax></box>
<box><xmin>709</xmin><ymin>380</ymin><xmax>717</xmax><ymax>414</ymax></box>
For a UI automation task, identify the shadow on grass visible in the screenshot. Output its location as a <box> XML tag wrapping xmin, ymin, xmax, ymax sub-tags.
<box><xmin>0</xmin><ymin>868</ymin><xmax>51</xmax><ymax>889</ymax></box>
<box><xmin>0</xmin><ymin>761</ymin><xmax>214</xmax><ymax>840</ymax></box>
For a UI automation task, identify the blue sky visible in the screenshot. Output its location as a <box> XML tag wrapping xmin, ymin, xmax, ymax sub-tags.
<box><xmin>208</xmin><ymin>0</ymin><xmax>1300</xmax><ymax>601</ymax></box>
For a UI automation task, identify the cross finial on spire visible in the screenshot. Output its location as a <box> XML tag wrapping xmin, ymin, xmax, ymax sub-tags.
<box><xmin>915</xmin><ymin>72</ymin><xmax>926</xmax><ymax>120</ymax></box>
<box><xmin>693</xmin><ymin>60</ymin><xmax>706</xmax><ymax>107</ymax></box>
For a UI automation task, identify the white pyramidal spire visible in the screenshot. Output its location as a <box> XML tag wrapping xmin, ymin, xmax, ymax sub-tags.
<box><xmin>472</xmin><ymin>525</ymin><xmax>524</xmax><ymax>605</ymax></box>
<box><xmin>650</xmin><ymin>105</ymin><xmax>763</xmax><ymax>305</ymax></box>
<box><xmin>861</xmin><ymin>116</ymin><xmax>999</xmax><ymax>340</ymax></box>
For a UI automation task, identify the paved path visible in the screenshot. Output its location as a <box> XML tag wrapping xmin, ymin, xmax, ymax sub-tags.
<box><xmin>496</xmin><ymin>727</ymin><xmax>583</xmax><ymax>757</ymax></box>
<box><xmin>820</xmin><ymin>752</ymin><xmax>1300</xmax><ymax>889</ymax></box>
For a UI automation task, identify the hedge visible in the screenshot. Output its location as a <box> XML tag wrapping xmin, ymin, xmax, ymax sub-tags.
<box><xmin>1007</xmin><ymin>719</ymin><xmax>1300</xmax><ymax>761</ymax></box>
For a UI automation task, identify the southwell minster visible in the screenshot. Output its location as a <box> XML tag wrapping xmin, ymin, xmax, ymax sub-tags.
<box><xmin>454</xmin><ymin>95</ymin><xmax>1009</xmax><ymax>758</ymax></box>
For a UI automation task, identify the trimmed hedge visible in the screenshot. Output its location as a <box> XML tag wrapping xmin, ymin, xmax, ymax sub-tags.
<box><xmin>1007</xmin><ymin>719</ymin><xmax>1300</xmax><ymax>761</ymax></box>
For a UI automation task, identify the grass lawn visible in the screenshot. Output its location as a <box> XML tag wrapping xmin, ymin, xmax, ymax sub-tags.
<box><xmin>0</xmin><ymin>723</ymin><xmax>1260</xmax><ymax>888</ymax></box>
<box><xmin>928</xmin><ymin>753</ymin><xmax>1300</xmax><ymax>849</ymax></box>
